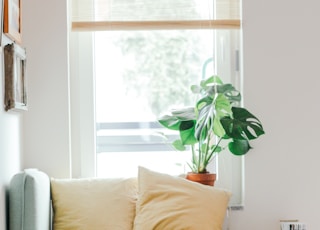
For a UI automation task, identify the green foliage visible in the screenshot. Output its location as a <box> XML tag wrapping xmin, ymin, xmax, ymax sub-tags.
<box><xmin>220</xmin><ymin>107</ymin><xmax>265</xmax><ymax>140</ymax></box>
<box><xmin>158</xmin><ymin>75</ymin><xmax>265</xmax><ymax>173</ymax></box>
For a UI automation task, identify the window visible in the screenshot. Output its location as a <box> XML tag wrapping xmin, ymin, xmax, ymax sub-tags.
<box><xmin>70</xmin><ymin>0</ymin><xmax>243</xmax><ymax>208</ymax></box>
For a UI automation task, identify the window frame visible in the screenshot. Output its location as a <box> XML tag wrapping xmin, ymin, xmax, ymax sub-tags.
<box><xmin>70</xmin><ymin>31</ymin><xmax>244</xmax><ymax>210</ymax></box>
<box><xmin>69</xmin><ymin>0</ymin><xmax>244</xmax><ymax>209</ymax></box>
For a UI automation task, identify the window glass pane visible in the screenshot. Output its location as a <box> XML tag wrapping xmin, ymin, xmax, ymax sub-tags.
<box><xmin>94</xmin><ymin>29</ymin><xmax>240</xmax><ymax>178</ymax></box>
<box><xmin>71</xmin><ymin>0</ymin><xmax>242</xmax><ymax>206</ymax></box>
<box><xmin>95</xmin><ymin>30</ymin><xmax>214</xmax><ymax>123</ymax></box>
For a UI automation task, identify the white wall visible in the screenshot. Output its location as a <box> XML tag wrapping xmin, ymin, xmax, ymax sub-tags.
<box><xmin>0</xmin><ymin>35</ymin><xmax>24</xmax><ymax>229</ymax></box>
<box><xmin>22</xmin><ymin>0</ymin><xmax>71</xmax><ymax>178</ymax></box>
<box><xmin>228</xmin><ymin>0</ymin><xmax>320</xmax><ymax>229</ymax></box>
<box><xmin>0</xmin><ymin>113</ymin><xmax>22</xmax><ymax>230</ymax></box>
<box><xmin>21</xmin><ymin>0</ymin><xmax>320</xmax><ymax>229</ymax></box>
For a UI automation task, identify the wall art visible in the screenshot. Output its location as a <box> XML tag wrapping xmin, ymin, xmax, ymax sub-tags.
<box><xmin>4</xmin><ymin>0</ymin><xmax>21</xmax><ymax>43</ymax></box>
<box><xmin>4</xmin><ymin>43</ymin><xmax>27</xmax><ymax>111</ymax></box>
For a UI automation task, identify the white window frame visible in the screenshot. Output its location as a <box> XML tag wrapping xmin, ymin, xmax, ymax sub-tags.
<box><xmin>69</xmin><ymin>31</ymin><xmax>244</xmax><ymax>209</ymax></box>
<box><xmin>69</xmin><ymin>0</ymin><xmax>244</xmax><ymax>209</ymax></box>
<box><xmin>70</xmin><ymin>32</ymin><xmax>97</xmax><ymax>178</ymax></box>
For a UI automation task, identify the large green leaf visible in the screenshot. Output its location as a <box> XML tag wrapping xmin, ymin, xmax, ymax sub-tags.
<box><xmin>158</xmin><ymin>107</ymin><xmax>195</xmax><ymax>130</ymax></box>
<box><xmin>193</xmin><ymin>76</ymin><xmax>237</xmax><ymax>141</ymax></box>
<box><xmin>206</xmin><ymin>84</ymin><xmax>240</xmax><ymax>103</ymax></box>
<box><xmin>199</xmin><ymin>75</ymin><xmax>241</xmax><ymax>105</ymax></box>
<box><xmin>158</xmin><ymin>114</ymin><xmax>181</xmax><ymax>130</ymax></box>
<box><xmin>213</xmin><ymin>115</ymin><xmax>225</xmax><ymax>137</ymax></box>
<box><xmin>215</xmin><ymin>94</ymin><xmax>232</xmax><ymax>117</ymax></box>
<box><xmin>228</xmin><ymin>139</ymin><xmax>252</xmax><ymax>155</ymax></box>
<box><xmin>193</xmin><ymin>75</ymin><xmax>225</xmax><ymax>98</ymax></box>
<box><xmin>218</xmin><ymin>84</ymin><xmax>241</xmax><ymax>103</ymax></box>
<box><xmin>179</xmin><ymin>120</ymin><xmax>197</xmax><ymax>145</ymax></box>
<box><xmin>195</xmin><ymin>94</ymin><xmax>232</xmax><ymax>140</ymax></box>
<box><xmin>194</xmin><ymin>96</ymin><xmax>213</xmax><ymax>140</ymax></box>
<box><xmin>220</xmin><ymin>107</ymin><xmax>265</xmax><ymax>140</ymax></box>
<box><xmin>171</xmin><ymin>107</ymin><xmax>196</xmax><ymax>120</ymax></box>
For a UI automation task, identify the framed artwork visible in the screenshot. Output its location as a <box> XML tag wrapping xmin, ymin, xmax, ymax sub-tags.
<box><xmin>4</xmin><ymin>0</ymin><xmax>21</xmax><ymax>44</ymax></box>
<box><xmin>4</xmin><ymin>43</ymin><xmax>27</xmax><ymax>111</ymax></box>
<box><xmin>0</xmin><ymin>0</ymin><xmax>3</xmax><ymax>46</ymax></box>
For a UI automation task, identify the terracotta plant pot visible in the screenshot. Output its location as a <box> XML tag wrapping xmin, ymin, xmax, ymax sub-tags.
<box><xmin>186</xmin><ymin>172</ymin><xmax>216</xmax><ymax>186</ymax></box>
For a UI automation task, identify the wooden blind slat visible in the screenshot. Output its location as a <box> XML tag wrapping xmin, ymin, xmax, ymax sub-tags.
<box><xmin>72</xmin><ymin>20</ymin><xmax>240</xmax><ymax>31</ymax></box>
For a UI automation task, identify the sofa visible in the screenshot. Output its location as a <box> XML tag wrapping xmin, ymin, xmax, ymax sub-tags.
<box><xmin>9</xmin><ymin>167</ymin><xmax>231</xmax><ymax>230</ymax></box>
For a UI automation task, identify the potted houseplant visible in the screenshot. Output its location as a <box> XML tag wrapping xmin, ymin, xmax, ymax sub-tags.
<box><xmin>158</xmin><ymin>75</ymin><xmax>265</xmax><ymax>186</ymax></box>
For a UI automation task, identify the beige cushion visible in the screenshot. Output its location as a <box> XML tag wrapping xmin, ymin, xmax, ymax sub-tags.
<box><xmin>51</xmin><ymin>177</ymin><xmax>137</xmax><ymax>230</ymax></box>
<box><xmin>133</xmin><ymin>167</ymin><xmax>231</xmax><ymax>230</ymax></box>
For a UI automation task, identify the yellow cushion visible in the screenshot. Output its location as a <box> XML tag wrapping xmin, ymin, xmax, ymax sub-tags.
<box><xmin>133</xmin><ymin>167</ymin><xmax>231</xmax><ymax>230</ymax></box>
<box><xmin>51</xmin><ymin>177</ymin><xmax>137</xmax><ymax>230</ymax></box>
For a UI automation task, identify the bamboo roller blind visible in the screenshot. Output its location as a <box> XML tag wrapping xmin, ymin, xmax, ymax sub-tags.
<box><xmin>72</xmin><ymin>0</ymin><xmax>241</xmax><ymax>31</ymax></box>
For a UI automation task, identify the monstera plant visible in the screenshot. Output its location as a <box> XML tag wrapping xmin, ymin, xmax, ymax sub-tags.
<box><xmin>158</xmin><ymin>75</ymin><xmax>265</xmax><ymax>176</ymax></box>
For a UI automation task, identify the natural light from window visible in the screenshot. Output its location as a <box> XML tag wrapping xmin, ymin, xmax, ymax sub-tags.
<box><xmin>71</xmin><ymin>0</ymin><xmax>243</xmax><ymax>207</ymax></box>
<box><xmin>95</xmin><ymin>30</ymin><xmax>216</xmax><ymax>177</ymax></box>
<box><xmin>90</xmin><ymin>0</ymin><xmax>241</xmax><ymax>179</ymax></box>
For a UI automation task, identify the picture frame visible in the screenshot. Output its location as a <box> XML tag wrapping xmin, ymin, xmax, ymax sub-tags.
<box><xmin>4</xmin><ymin>43</ymin><xmax>27</xmax><ymax>111</ymax></box>
<box><xmin>0</xmin><ymin>0</ymin><xmax>4</xmax><ymax>46</ymax></box>
<box><xmin>3</xmin><ymin>0</ymin><xmax>21</xmax><ymax>44</ymax></box>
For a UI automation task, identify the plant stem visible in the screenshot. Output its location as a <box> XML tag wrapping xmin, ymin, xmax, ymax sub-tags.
<box><xmin>202</xmin><ymin>130</ymin><xmax>211</xmax><ymax>168</ymax></box>
<box><xmin>191</xmin><ymin>144</ymin><xmax>197</xmax><ymax>173</ymax></box>
<box><xmin>197</xmin><ymin>141</ymin><xmax>202</xmax><ymax>172</ymax></box>
<box><xmin>206</xmin><ymin>137</ymin><xmax>223</xmax><ymax>163</ymax></box>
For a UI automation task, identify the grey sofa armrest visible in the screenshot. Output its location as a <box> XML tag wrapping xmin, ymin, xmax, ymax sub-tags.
<box><xmin>9</xmin><ymin>169</ymin><xmax>51</xmax><ymax>230</ymax></box>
